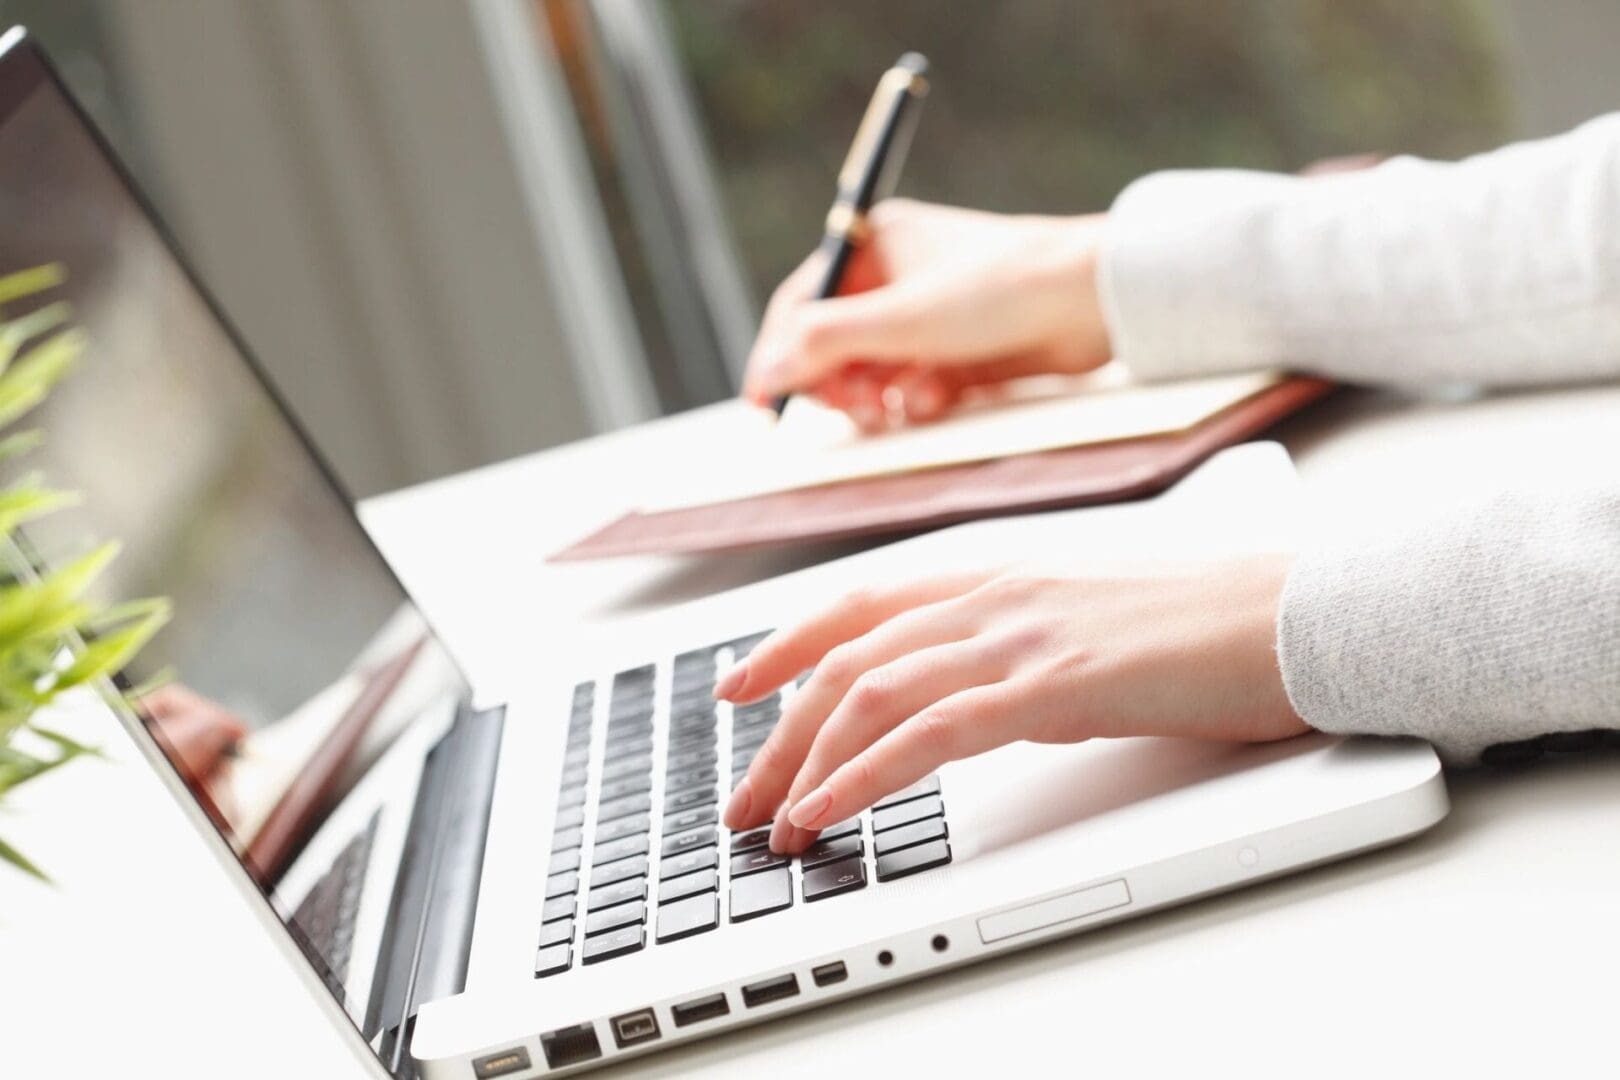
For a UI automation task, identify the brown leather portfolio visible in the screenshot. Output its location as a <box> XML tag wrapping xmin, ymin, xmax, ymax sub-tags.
<box><xmin>553</xmin><ymin>376</ymin><xmax>1333</xmax><ymax>561</ymax></box>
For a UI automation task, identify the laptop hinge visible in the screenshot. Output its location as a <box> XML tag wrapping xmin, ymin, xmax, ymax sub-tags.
<box><xmin>367</xmin><ymin>699</ymin><xmax>505</xmax><ymax>1077</ymax></box>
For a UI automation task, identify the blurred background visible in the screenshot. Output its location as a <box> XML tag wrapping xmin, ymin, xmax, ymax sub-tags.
<box><xmin>3</xmin><ymin>0</ymin><xmax>1617</xmax><ymax>497</ymax></box>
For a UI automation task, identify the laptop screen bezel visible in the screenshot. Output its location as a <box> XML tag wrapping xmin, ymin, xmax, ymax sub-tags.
<box><xmin>0</xmin><ymin>26</ymin><xmax>481</xmax><ymax>1077</ymax></box>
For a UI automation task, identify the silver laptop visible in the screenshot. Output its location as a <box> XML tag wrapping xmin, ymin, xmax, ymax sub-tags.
<box><xmin>1</xmin><ymin>29</ymin><xmax>1447</xmax><ymax>1079</ymax></box>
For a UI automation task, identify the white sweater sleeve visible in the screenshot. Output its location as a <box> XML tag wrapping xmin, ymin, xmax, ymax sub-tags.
<box><xmin>1098</xmin><ymin>115</ymin><xmax>1620</xmax><ymax>764</ymax></box>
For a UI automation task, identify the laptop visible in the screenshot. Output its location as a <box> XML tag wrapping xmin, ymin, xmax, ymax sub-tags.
<box><xmin>0</xmin><ymin>29</ymin><xmax>1447</xmax><ymax>1078</ymax></box>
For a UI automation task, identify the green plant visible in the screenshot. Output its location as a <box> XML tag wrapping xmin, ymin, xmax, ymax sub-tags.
<box><xmin>0</xmin><ymin>265</ymin><xmax>170</xmax><ymax>880</ymax></box>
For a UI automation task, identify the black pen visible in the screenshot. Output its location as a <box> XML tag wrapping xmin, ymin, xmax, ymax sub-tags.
<box><xmin>768</xmin><ymin>52</ymin><xmax>930</xmax><ymax>417</ymax></box>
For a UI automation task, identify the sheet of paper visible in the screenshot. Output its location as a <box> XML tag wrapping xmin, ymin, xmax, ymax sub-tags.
<box><xmin>639</xmin><ymin>365</ymin><xmax>1282</xmax><ymax>512</ymax></box>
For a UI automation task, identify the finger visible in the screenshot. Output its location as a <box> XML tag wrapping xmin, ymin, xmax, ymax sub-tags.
<box><xmin>724</xmin><ymin>588</ymin><xmax>982</xmax><ymax>835</ymax></box>
<box><xmin>716</xmin><ymin>571</ymin><xmax>994</xmax><ymax>705</ymax></box>
<box><xmin>779</xmin><ymin>638</ymin><xmax>1007</xmax><ymax>839</ymax></box>
<box><xmin>753</xmin><ymin>597</ymin><xmax>980</xmax><ymax>847</ymax></box>
<box><xmin>891</xmin><ymin>368</ymin><xmax>955</xmax><ymax>424</ymax></box>
<box><xmin>786</xmin><ymin>680</ymin><xmax>1030</xmax><ymax>832</ymax></box>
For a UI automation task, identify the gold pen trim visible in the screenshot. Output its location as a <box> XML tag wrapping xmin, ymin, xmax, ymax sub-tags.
<box><xmin>837</xmin><ymin>67</ymin><xmax>928</xmax><ymax>192</ymax></box>
<box><xmin>824</xmin><ymin>202</ymin><xmax>871</xmax><ymax>245</ymax></box>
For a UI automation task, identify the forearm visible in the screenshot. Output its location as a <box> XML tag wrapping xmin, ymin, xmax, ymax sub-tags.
<box><xmin>1100</xmin><ymin>114</ymin><xmax>1620</xmax><ymax>388</ymax></box>
<box><xmin>1277</xmin><ymin>485</ymin><xmax>1620</xmax><ymax>764</ymax></box>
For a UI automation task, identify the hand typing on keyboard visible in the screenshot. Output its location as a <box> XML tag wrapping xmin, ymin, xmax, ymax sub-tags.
<box><xmin>715</xmin><ymin>557</ymin><xmax>1310</xmax><ymax>855</ymax></box>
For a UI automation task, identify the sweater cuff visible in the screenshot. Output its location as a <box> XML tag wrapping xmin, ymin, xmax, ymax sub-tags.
<box><xmin>1099</xmin><ymin>168</ymin><xmax>1305</xmax><ymax>382</ymax></box>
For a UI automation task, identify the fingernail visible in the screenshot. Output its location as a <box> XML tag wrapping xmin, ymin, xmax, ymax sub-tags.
<box><xmin>723</xmin><ymin>776</ymin><xmax>753</xmax><ymax>828</ymax></box>
<box><xmin>851</xmin><ymin>401</ymin><xmax>884</xmax><ymax>432</ymax></box>
<box><xmin>713</xmin><ymin>662</ymin><xmax>747</xmax><ymax>700</ymax></box>
<box><xmin>787</xmin><ymin>786</ymin><xmax>833</xmax><ymax>830</ymax></box>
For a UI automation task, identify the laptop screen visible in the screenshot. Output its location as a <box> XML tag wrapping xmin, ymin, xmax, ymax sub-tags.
<box><xmin>0</xmin><ymin>32</ymin><xmax>474</xmax><ymax>1049</ymax></box>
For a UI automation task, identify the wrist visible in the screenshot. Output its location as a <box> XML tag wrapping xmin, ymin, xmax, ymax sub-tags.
<box><xmin>1034</xmin><ymin>213</ymin><xmax>1111</xmax><ymax>373</ymax></box>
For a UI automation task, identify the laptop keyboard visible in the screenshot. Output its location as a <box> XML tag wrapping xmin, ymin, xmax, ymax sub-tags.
<box><xmin>293</xmin><ymin>809</ymin><xmax>381</xmax><ymax>988</ymax></box>
<box><xmin>534</xmin><ymin>632</ymin><xmax>953</xmax><ymax>977</ymax></box>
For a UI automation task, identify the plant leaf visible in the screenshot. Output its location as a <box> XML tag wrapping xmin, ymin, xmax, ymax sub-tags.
<box><xmin>0</xmin><ymin>327</ymin><xmax>84</xmax><ymax>431</ymax></box>
<box><xmin>0</xmin><ymin>300</ymin><xmax>72</xmax><ymax>374</ymax></box>
<box><xmin>55</xmin><ymin>597</ymin><xmax>172</xmax><ymax>689</ymax></box>
<box><xmin>0</xmin><ymin>429</ymin><xmax>44</xmax><ymax>461</ymax></box>
<box><xmin>0</xmin><ymin>832</ymin><xmax>50</xmax><ymax>882</ymax></box>
<box><xmin>0</xmin><ymin>264</ymin><xmax>65</xmax><ymax>307</ymax></box>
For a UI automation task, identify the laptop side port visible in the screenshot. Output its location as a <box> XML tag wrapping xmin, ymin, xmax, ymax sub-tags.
<box><xmin>471</xmin><ymin>1047</ymin><xmax>532</xmax><ymax>1079</ymax></box>
<box><xmin>671</xmin><ymin>992</ymin><xmax>731</xmax><ymax>1028</ymax></box>
<box><xmin>741</xmin><ymin>973</ymin><xmax>800</xmax><ymax>1008</ymax></box>
<box><xmin>811</xmin><ymin>961</ymin><xmax>847</xmax><ymax>987</ymax></box>
<box><xmin>540</xmin><ymin>1023</ymin><xmax>602</xmax><ymax>1068</ymax></box>
<box><xmin>611</xmin><ymin>1007</ymin><xmax>661</xmax><ymax>1049</ymax></box>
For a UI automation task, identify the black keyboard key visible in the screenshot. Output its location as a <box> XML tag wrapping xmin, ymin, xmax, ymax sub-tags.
<box><xmin>657</xmin><ymin>892</ymin><xmax>719</xmax><ymax>943</ymax></box>
<box><xmin>731</xmin><ymin>847</ymin><xmax>788</xmax><ymax>877</ymax></box>
<box><xmin>593</xmin><ymin>833</ymin><xmax>650</xmax><ymax>865</ymax></box>
<box><xmin>558</xmin><ymin>765</ymin><xmax>589</xmax><ymax>790</ymax></box>
<box><xmin>668</xmin><ymin>730</ymin><xmax>717</xmax><ymax>754</ymax></box>
<box><xmin>666</xmin><ymin>767</ymin><xmax>718</xmax><ymax>794</ymax></box>
<box><xmin>590</xmin><ymin>854</ymin><xmax>648</xmax><ymax>889</ymax></box>
<box><xmin>665</xmin><ymin>786</ymin><xmax>717</xmax><ymax>814</ymax></box>
<box><xmin>875</xmin><ymin>838</ymin><xmax>952</xmax><ymax>882</ymax></box>
<box><xmin>548</xmin><ymin>849</ymin><xmax>580</xmax><ymax>875</ymax></box>
<box><xmin>731</xmin><ymin>749</ymin><xmax>758</xmax><ymax>774</ymax></box>
<box><xmin>659</xmin><ymin>845</ymin><xmax>717</xmax><ymax>881</ymax></box>
<box><xmin>557</xmin><ymin>783</ymin><xmax>587</xmax><ymax>809</ymax></box>
<box><xmin>587</xmin><ymin>876</ymin><xmax>647</xmax><ymax>912</ymax></box>
<box><xmin>602</xmin><ymin>754</ymin><xmax>653</xmax><ymax>781</ymax></box>
<box><xmin>872</xmin><ymin>815</ymin><xmax>947</xmax><ymax>855</ymax></box>
<box><xmin>598</xmin><ymin>792</ymin><xmax>653</xmax><ymax>823</ymax></box>
<box><xmin>553</xmin><ymin>805</ymin><xmax>585</xmax><ymax>832</ymax></box>
<box><xmin>818</xmin><ymin>818</ymin><xmax>861</xmax><ymax>842</ymax></box>
<box><xmin>800</xmin><ymin>833</ymin><xmax>861</xmax><ymax>869</ymax></box>
<box><xmin>669</xmin><ymin>716</ymin><xmax>717</xmax><ymax>740</ymax></box>
<box><xmin>662</xmin><ymin>826</ymin><xmax>717</xmax><ymax>858</ymax></box>
<box><xmin>594</xmin><ymin>813</ymin><xmax>650</xmax><ymax>845</ymax></box>
<box><xmin>562</xmin><ymin>746</ymin><xmax>590</xmax><ymax>770</ymax></box>
<box><xmin>534</xmin><ymin>942</ymin><xmax>571</xmax><ymax>977</ymax></box>
<box><xmin>729</xmin><ymin>866</ymin><xmax>791</xmax><ymax>922</ymax></box>
<box><xmin>659</xmin><ymin>867</ymin><xmax>717</xmax><ymax>904</ymax></box>
<box><xmin>873</xmin><ymin>775</ymin><xmax>941</xmax><ymax>809</ymax></box>
<box><xmin>582</xmin><ymin>924</ymin><xmax>645</xmax><ymax>964</ymax></box>
<box><xmin>603</xmin><ymin>735</ymin><xmax>653</xmax><ymax>763</ymax></box>
<box><xmin>598</xmin><ymin>773</ymin><xmax>654</xmax><ymax>803</ymax></box>
<box><xmin>663</xmin><ymin>805</ymin><xmax>717</xmax><ymax>835</ymax></box>
<box><xmin>666</xmin><ymin>748</ymin><xmax>714</xmax><ymax>775</ymax></box>
<box><xmin>729</xmin><ymin>827</ymin><xmax>771</xmax><ymax>854</ymax></box>
<box><xmin>538</xmin><ymin>918</ymin><xmax>574</xmax><ymax>947</ymax></box>
<box><xmin>542</xmin><ymin>896</ymin><xmax>574</xmax><ymax>923</ymax></box>
<box><xmin>871</xmin><ymin>793</ymin><xmax>943</xmax><ymax>833</ymax></box>
<box><xmin>669</xmin><ymin>699</ymin><xmax>715</xmax><ymax>723</ymax></box>
<box><xmin>731</xmin><ymin>728</ymin><xmax>770</xmax><ymax>753</ymax></box>
<box><xmin>802</xmin><ymin>855</ymin><xmax>867</xmax><ymax>902</ymax></box>
<box><xmin>552</xmin><ymin>827</ymin><xmax>583</xmax><ymax>853</ymax></box>
<box><xmin>585</xmin><ymin>899</ymin><xmax>645</xmax><ymax>936</ymax></box>
<box><xmin>545</xmin><ymin>871</ymin><xmax>578</xmax><ymax>899</ymax></box>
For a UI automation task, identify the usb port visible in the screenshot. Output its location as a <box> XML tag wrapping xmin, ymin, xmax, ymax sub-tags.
<box><xmin>472</xmin><ymin>1047</ymin><xmax>531</xmax><ymax>1079</ymax></box>
<box><xmin>811</xmin><ymin>961</ymin><xmax>847</xmax><ymax>987</ymax></box>
<box><xmin>741</xmin><ymin>973</ymin><xmax>800</xmax><ymax>1008</ymax></box>
<box><xmin>540</xmin><ymin>1023</ymin><xmax>601</xmax><ymax>1068</ymax></box>
<box><xmin>611</xmin><ymin>1008</ymin><xmax>661</xmax><ymax>1049</ymax></box>
<box><xmin>671</xmin><ymin>992</ymin><xmax>730</xmax><ymax>1027</ymax></box>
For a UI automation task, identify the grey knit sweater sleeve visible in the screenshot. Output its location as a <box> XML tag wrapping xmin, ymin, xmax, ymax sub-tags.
<box><xmin>1097</xmin><ymin>114</ymin><xmax>1620</xmax><ymax>764</ymax></box>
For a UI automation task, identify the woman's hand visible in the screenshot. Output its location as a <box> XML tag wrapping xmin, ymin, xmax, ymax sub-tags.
<box><xmin>715</xmin><ymin>556</ymin><xmax>1308</xmax><ymax>854</ymax></box>
<box><xmin>744</xmin><ymin>199</ymin><xmax>1113</xmax><ymax>431</ymax></box>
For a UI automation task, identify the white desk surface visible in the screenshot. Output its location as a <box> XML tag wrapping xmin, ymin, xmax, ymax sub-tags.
<box><xmin>5</xmin><ymin>384</ymin><xmax>1619</xmax><ymax>1078</ymax></box>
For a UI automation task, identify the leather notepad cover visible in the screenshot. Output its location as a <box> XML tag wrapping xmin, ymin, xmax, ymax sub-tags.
<box><xmin>553</xmin><ymin>376</ymin><xmax>1334</xmax><ymax>561</ymax></box>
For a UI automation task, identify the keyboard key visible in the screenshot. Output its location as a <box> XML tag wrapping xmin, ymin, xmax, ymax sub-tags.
<box><xmin>598</xmin><ymin>773</ymin><xmax>654</xmax><ymax>803</ymax></box>
<box><xmin>544</xmin><ymin>871</ymin><xmax>578</xmax><ymax>899</ymax></box>
<box><xmin>594</xmin><ymin>813</ymin><xmax>650</xmax><ymax>845</ymax></box>
<box><xmin>729</xmin><ymin>827</ymin><xmax>771</xmax><ymax>854</ymax></box>
<box><xmin>585</xmin><ymin>899</ymin><xmax>645</xmax><ymax>936</ymax></box>
<box><xmin>873</xmin><ymin>775</ymin><xmax>941</xmax><ymax>809</ymax></box>
<box><xmin>668</xmin><ymin>731</ymin><xmax>717</xmax><ymax>754</ymax></box>
<box><xmin>593</xmin><ymin>833</ymin><xmax>650</xmax><ymax>865</ymax></box>
<box><xmin>662</xmin><ymin>826</ymin><xmax>717</xmax><ymax>858</ymax></box>
<box><xmin>542</xmin><ymin>896</ymin><xmax>574</xmax><ymax>923</ymax></box>
<box><xmin>602</xmin><ymin>754</ymin><xmax>653</xmax><ymax>781</ymax></box>
<box><xmin>663</xmin><ymin>805</ymin><xmax>717</xmax><ymax>835</ymax></box>
<box><xmin>669</xmin><ymin>699</ymin><xmax>715</xmax><ymax>723</ymax></box>
<box><xmin>667</xmin><ymin>748</ymin><xmax>714</xmax><ymax>775</ymax></box>
<box><xmin>731</xmin><ymin>847</ymin><xmax>788</xmax><ymax>877</ymax></box>
<box><xmin>590</xmin><ymin>854</ymin><xmax>648</xmax><ymax>889</ymax></box>
<box><xmin>731</xmin><ymin>728</ymin><xmax>770</xmax><ymax>753</ymax></box>
<box><xmin>871</xmin><ymin>793</ymin><xmax>943</xmax><ymax>833</ymax></box>
<box><xmin>582</xmin><ymin>924</ymin><xmax>645</xmax><ymax>964</ymax></box>
<box><xmin>553</xmin><ymin>804</ymin><xmax>585</xmax><ymax>831</ymax></box>
<box><xmin>657</xmin><ymin>892</ymin><xmax>719</xmax><ymax>943</ymax></box>
<box><xmin>659</xmin><ymin>867</ymin><xmax>717</xmax><ymax>904</ymax></box>
<box><xmin>548</xmin><ymin>849</ymin><xmax>580</xmax><ymax>875</ymax></box>
<box><xmin>872</xmin><ymin>815</ymin><xmax>948</xmax><ymax>855</ymax></box>
<box><xmin>562</xmin><ymin>746</ymin><xmax>590</xmax><ymax>770</ymax></box>
<box><xmin>800</xmin><ymin>833</ymin><xmax>861</xmax><ymax>869</ymax></box>
<box><xmin>818</xmin><ymin>818</ymin><xmax>861</xmax><ymax>842</ymax></box>
<box><xmin>802</xmin><ymin>855</ymin><xmax>867</xmax><ymax>902</ymax></box>
<box><xmin>587</xmin><ymin>876</ymin><xmax>647</xmax><ymax>913</ymax></box>
<box><xmin>604</xmin><ymin>736</ymin><xmax>653</xmax><ymax>762</ymax></box>
<box><xmin>730</xmin><ymin>866</ymin><xmax>791</xmax><ymax>922</ymax></box>
<box><xmin>558</xmin><ymin>765</ymin><xmax>589</xmax><ymax>790</ymax></box>
<box><xmin>598</xmin><ymin>792</ymin><xmax>653</xmax><ymax>823</ymax></box>
<box><xmin>557</xmin><ymin>783</ymin><xmax>587</xmax><ymax>809</ymax></box>
<box><xmin>552</xmin><ymin>827</ymin><xmax>583</xmax><ymax>852</ymax></box>
<box><xmin>534</xmin><ymin>942</ymin><xmax>571</xmax><ymax>977</ymax></box>
<box><xmin>666</xmin><ymin>767</ymin><xmax>718</xmax><ymax>795</ymax></box>
<box><xmin>660</xmin><ymin>845</ymin><xmax>717</xmax><ymax>881</ymax></box>
<box><xmin>665</xmin><ymin>786</ymin><xmax>717</xmax><ymax>814</ymax></box>
<box><xmin>875</xmin><ymin>838</ymin><xmax>952</xmax><ymax>882</ymax></box>
<box><xmin>538</xmin><ymin>918</ymin><xmax>574</xmax><ymax>947</ymax></box>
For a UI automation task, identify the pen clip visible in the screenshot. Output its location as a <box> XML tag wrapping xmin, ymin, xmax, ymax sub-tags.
<box><xmin>837</xmin><ymin>61</ymin><xmax>929</xmax><ymax>197</ymax></box>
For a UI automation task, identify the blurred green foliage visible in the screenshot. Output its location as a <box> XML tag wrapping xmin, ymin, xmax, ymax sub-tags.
<box><xmin>669</xmin><ymin>0</ymin><xmax>1510</xmax><ymax>300</ymax></box>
